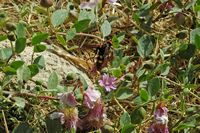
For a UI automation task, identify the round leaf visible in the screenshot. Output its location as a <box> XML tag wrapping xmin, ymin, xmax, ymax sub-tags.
<box><xmin>115</xmin><ymin>87</ymin><xmax>133</xmax><ymax>100</ymax></box>
<box><xmin>33</xmin><ymin>55</ymin><xmax>45</xmax><ymax>69</ymax></box>
<box><xmin>17</xmin><ymin>65</ymin><xmax>31</xmax><ymax>81</ymax></box>
<box><xmin>34</xmin><ymin>44</ymin><xmax>47</xmax><ymax>52</ymax></box>
<box><xmin>139</xmin><ymin>88</ymin><xmax>149</xmax><ymax>102</ymax></box>
<box><xmin>131</xmin><ymin>107</ymin><xmax>146</xmax><ymax>124</ymax></box>
<box><xmin>28</xmin><ymin>64</ymin><xmax>39</xmax><ymax>77</ymax></box>
<box><xmin>0</xmin><ymin>48</ymin><xmax>12</xmax><ymax>60</ymax></box>
<box><xmin>148</xmin><ymin>77</ymin><xmax>160</xmax><ymax>97</ymax></box>
<box><xmin>101</xmin><ymin>20</ymin><xmax>111</xmax><ymax>38</ymax></box>
<box><xmin>15</xmin><ymin>38</ymin><xmax>26</xmax><ymax>53</ymax></box>
<box><xmin>137</xmin><ymin>35</ymin><xmax>154</xmax><ymax>58</ymax></box>
<box><xmin>47</xmin><ymin>72</ymin><xmax>59</xmax><ymax>90</ymax></box>
<box><xmin>73</xmin><ymin>19</ymin><xmax>91</xmax><ymax>32</ymax></box>
<box><xmin>120</xmin><ymin>111</ymin><xmax>131</xmax><ymax>128</ymax></box>
<box><xmin>32</xmin><ymin>33</ymin><xmax>49</xmax><ymax>45</ymax></box>
<box><xmin>51</xmin><ymin>9</ymin><xmax>69</xmax><ymax>27</ymax></box>
<box><xmin>66</xmin><ymin>28</ymin><xmax>76</xmax><ymax>41</ymax></box>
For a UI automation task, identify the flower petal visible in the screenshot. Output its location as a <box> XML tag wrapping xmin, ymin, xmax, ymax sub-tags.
<box><xmin>58</xmin><ymin>92</ymin><xmax>78</xmax><ymax>107</ymax></box>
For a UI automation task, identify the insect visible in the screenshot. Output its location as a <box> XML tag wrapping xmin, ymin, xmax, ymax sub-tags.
<box><xmin>92</xmin><ymin>40</ymin><xmax>113</xmax><ymax>73</ymax></box>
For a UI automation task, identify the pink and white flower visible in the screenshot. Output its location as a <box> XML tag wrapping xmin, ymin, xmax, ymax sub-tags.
<box><xmin>98</xmin><ymin>74</ymin><xmax>117</xmax><ymax>92</ymax></box>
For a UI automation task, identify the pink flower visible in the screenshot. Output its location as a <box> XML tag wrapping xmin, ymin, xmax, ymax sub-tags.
<box><xmin>80</xmin><ymin>0</ymin><xmax>98</xmax><ymax>9</ymax></box>
<box><xmin>58</xmin><ymin>92</ymin><xmax>78</xmax><ymax>107</ymax></box>
<box><xmin>154</xmin><ymin>105</ymin><xmax>168</xmax><ymax>125</ymax></box>
<box><xmin>80</xmin><ymin>101</ymin><xmax>104</xmax><ymax>131</ymax></box>
<box><xmin>148</xmin><ymin>103</ymin><xmax>169</xmax><ymax>133</ymax></box>
<box><xmin>83</xmin><ymin>86</ymin><xmax>101</xmax><ymax>108</ymax></box>
<box><xmin>108</xmin><ymin>0</ymin><xmax>121</xmax><ymax>6</ymax></box>
<box><xmin>62</xmin><ymin>108</ymin><xmax>79</xmax><ymax>130</ymax></box>
<box><xmin>98</xmin><ymin>74</ymin><xmax>117</xmax><ymax>92</ymax></box>
<box><xmin>148</xmin><ymin>123</ymin><xmax>169</xmax><ymax>133</ymax></box>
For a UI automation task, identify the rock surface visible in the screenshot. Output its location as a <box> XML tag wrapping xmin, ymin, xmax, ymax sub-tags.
<box><xmin>0</xmin><ymin>40</ymin><xmax>92</xmax><ymax>86</ymax></box>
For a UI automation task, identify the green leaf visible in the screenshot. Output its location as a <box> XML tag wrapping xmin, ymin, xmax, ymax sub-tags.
<box><xmin>121</xmin><ymin>124</ymin><xmax>135</xmax><ymax>133</ymax></box>
<box><xmin>0</xmin><ymin>35</ymin><xmax>7</xmax><ymax>41</ymax></box>
<box><xmin>194</xmin><ymin>34</ymin><xmax>200</xmax><ymax>50</ymax></box>
<box><xmin>17</xmin><ymin>65</ymin><xmax>31</xmax><ymax>81</ymax></box>
<box><xmin>190</xmin><ymin>28</ymin><xmax>200</xmax><ymax>44</ymax></box>
<box><xmin>28</xmin><ymin>64</ymin><xmax>39</xmax><ymax>77</ymax></box>
<box><xmin>120</xmin><ymin>111</ymin><xmax>131</xmax><ymax>128</ymax></box>
<box><xmin>32</xmin><ymin>32</ymin><xmax>49</xmax><ymax>45</ymax></box>
<box><xmin>175</xmin><ymin>122</ymin><xmax>195</xmax><ymax>131</ymax></box>
<box><xmin>12</xmin><ymin>122</ymin><xmax>33</xmax><ymax>133</ymax></box>
<box><xmin>131</xmin><ymin>107</ymin><xmax>146</xmax><ymax>124</ymax></box>
<box><xmin>139</xmin><ymin>88</ymin><xmax>149</xmax><ymax>102</ymax></box>
<box><xmin>112</xmin><ymin>67</ymin><xmax>122</xmax><ymax>78</ymax></box>
<box><xmin>115</xmin><ymin>87</ymin><xmax>133</xmax><ymax>100</ymax></box>
<box><xmin>66</xmin><ymin>28</ymin><xmax>76</xmax><ymax>41</ymax></box>
<box><xmin>148</xmin><ymin>77</ymin><xmax>160</xmax><ymax>97</ymax></box>
<box><xmin>51</xmin><ymin>9</ymin><xmax>69</xmax><ymax>27</ymax></box>
<box><xmin>45</xmin><ymin>117</ymin><xmax>62</xmax><ymax>133</ymax></box>
<box><xmin>15</xmin><ymin>22</ymin><xmax>26</xmax><ymax>38</ymax></box>
<box><xmin>13</xmin><ymin>97</ymin><xmax>26</xmax><ymax>108</ymax></box>
<box><xmin>112</xmin><ymin>35</ymin><xmax>120</xmax><ymax>48</ymax></box>
<box><xmin>33</xmin><ymin>55</ymin><xmax>45</xmax><ymax>69</ymax></box>
<box><xmin>177</xmin><ymin>44</ymin><xmax>196</xmax><ymax>60</ymax></box>
<box><xmin>56</xmin><ymin>34</ymin><xmax>66</xmax><ymax>45</ymax></box>
<box><xmin>47</xmin><ymin>72</ymin><xmax>59</xmax><ymax>90</ymax></box>
<box><xmin>101</xmin><ymin>125</ymin><xmax>114</xmax><ymax>133</ymax></box>
<box><xmin>15</xmin><ymin>38</ymin><xmax>26</xmax><ymax>53</ymax></box>
<box><xmin>0</xmin><ymin>48</ymin><xmax>12</xmax><ymax>60</ymax></box>
<box><xmin>137</xmin><ymin>35</ymin><xmax>154</xmax><ymax>58</ymax></box>
<box><xmin>3</xmin><ymin>66</ymin><xmax>16</xmax><ymax>75</ymax></box>
<box><xmin>73</xmin><ymin>19</ymin><xmax>90</xmax><ymax>32</ymax></box>
<box><xmin>10</xmin><ymin>61</ymin><xmax>25</xmax><ymax>69</ymax></box>
<box><xmin>78</xmin><ymin>9</ymin><xmax>96</xmax><ymax>23</ymax></box>
<box><xmin>101</xmin><ymin>20</ymin><xmax>111</xmax><ymax>38</ymax></box>
<box><xmin>34</xmin><ymin>44</ymin><xmax>46</xmax><ymax>52</ymax></box>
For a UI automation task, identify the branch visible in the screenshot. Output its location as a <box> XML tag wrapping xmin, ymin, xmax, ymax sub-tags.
<box><xmin>3</xmin><ymin>91</ymin><xmax>58</xmax><ymax>100</ymax></box>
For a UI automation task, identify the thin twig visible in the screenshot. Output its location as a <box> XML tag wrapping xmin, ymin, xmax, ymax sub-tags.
<box><xmin>113</xmin><ymin>97</ymin><xmax>126</xmax><ymax>112</ymax></box>
<box><xmin>158</xmin><ymin>76</ymin><xmax>200</xmax><ymax>101</ymax></box>
<box><xmin>2</xmin><ymin>110</ymin><xmax>9</xmax><ymax>133</ymax></box>
<box><xmin>3</xmin><ymin>91</ymin><xmax>58</xmax><ymax>100</ymax></box>
<box><xmin>158</xmin><ymin>76</ymin><xmax>182</xmax><ymax>87</ymax></box>
<box><xmin>189</xmin><ymin>91</ymin><xmax>200</xmax><ymax>101</ymax></box>
<box><xmin>57</xmin><ymin>32</ymin><xmax>104</xmax><ymax>41</ymax></box>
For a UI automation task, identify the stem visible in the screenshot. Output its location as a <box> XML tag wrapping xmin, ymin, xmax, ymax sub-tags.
<box><xmin>113</xmin><ymin>97</ymin><xmax>126</xmax><ymax>112</ymax></box>
<box><xmin>30</xmin><ymin>51</ymin><xmax>34</xmax><ymax>64</ymax></box>
<box><xmin>6</xmin><ymin>41</ymin><xmax>15</xmax><ymax>65</ymax></box>
<box><xmin>157</xmin><ymin>76</ymin><xmax>182</xmax><ymax>87</ymax></box>
<box><xmin>158</xmin><ymin>76</ymin><xmax>200</xmax><ymax>101</ymax></box>
<box><xmin>2</xmin><ymin>110</ymin><xmax>9</xmax><ymax>133</ymax></box>
<box><xmin>57</xmin><ymin>32</ymin><xmax>104</xmax><ymax>41</ymax></box>
<box><xmin>189</xmin><ymin>91</ymin><xmax>200</xmax><ymax>101</ymax></box>
<box><xmin>10</xmin><ymin>40</ymin><xmax>14</xmax><ymax>52</ymax></box>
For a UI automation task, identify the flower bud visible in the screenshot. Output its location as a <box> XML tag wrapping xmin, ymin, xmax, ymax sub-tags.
<box><xmin>7</xmin><ymin>33</ymin><xmax>15</xmax><ymax>41</ymax></box>
<box><xmin>6</xmin><ymin>22</ymin><xmax>16</xmax><ymax>31</ymax></box>
<box><xmin>174</xmin><ymin>13</ymin><xmax>185</xmax><ymax>26</ymax></box>
<box><xmin>58</xmin><ymin>92</ymin><xmax>78</xmax><ymax>107</ymax></box>
<box><xmin>40</xmin><ymin>0</ymin><xmax>53</xmax><ymax>8</ymax></box>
